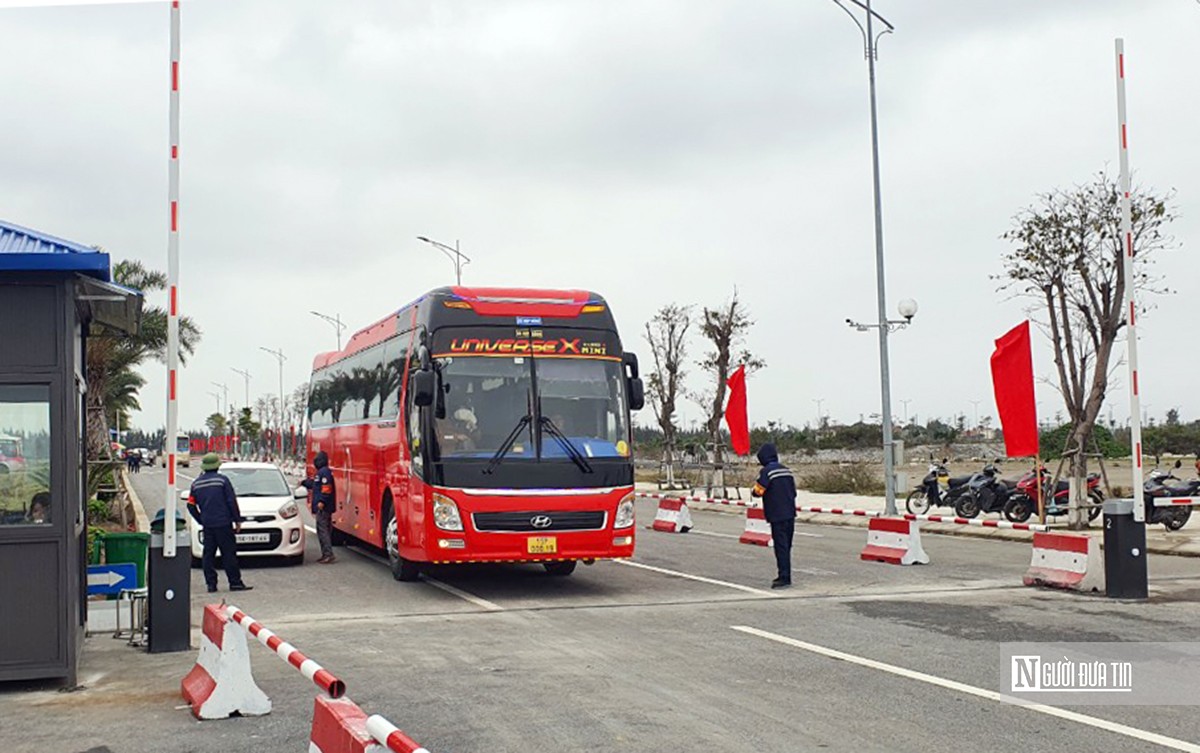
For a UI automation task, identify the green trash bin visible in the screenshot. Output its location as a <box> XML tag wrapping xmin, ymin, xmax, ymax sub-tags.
<box><xmin>104</xmin><ymin>532</ymin><xmax>149</xmax><ymax>588</ymax></box>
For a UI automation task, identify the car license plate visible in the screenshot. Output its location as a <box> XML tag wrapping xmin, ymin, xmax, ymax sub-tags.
<box><xmin>527</xmin><ymin>536</ymin><xmax>557</xmax><ymax>554</ymax></box>
<box><xmin>236</xmin><ymin>532</ymin><xmax>270</xmax><ymax>544</ymax></box>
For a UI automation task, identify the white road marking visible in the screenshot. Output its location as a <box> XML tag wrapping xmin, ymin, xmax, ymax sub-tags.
<box><xmin>731</xmin><ymin>626</ymin><xmax>1200</xmax><ymax>753</ymax></box>
<box><xmin>615</xmin><ymin>559</ymin><xmax>780</xmax><ymax>598</ymax></box>
<box><xmin>332</xmin><ymin>539</ymin><xmax>504</xmax><ymax>612</ymax></box>
<box><xmin>424</xmin><ymin>578</ymin><xmax>504</xmax><ymax>612</ymax></box>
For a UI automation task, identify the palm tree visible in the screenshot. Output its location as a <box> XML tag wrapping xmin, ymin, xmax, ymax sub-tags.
<box><xmin>85</xmin><ymin>259</ymin><xmax>202</xmax><ymax>461</ymax></box>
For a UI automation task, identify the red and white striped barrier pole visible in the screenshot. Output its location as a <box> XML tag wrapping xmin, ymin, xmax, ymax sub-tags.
<box><xmin>1152</xmin><ymin>497</ymin><xmax>1200</xmax><ymax>508</ymax></box>
<box><xmin>635</xmin><ymin>491</ymin><xmax>756</xmax><ymax>509</ymax></box>
<box><xmin>1116</xmin><ymin>39</ymin><xmax>1145</xmax><ymax>523</ymax></box>
<box><xmin>367</xmin><ymin>714</ymin><xmax>433</xmax><ymax>753</ymax></box>
<box><xmin>163</xmin><ymin>0</ymin><xmax>182</xmax><ymax>556</ymax></box>
<box><xmin>903</xmin><ymin>513</ymin><xmax>1047</xmax><ymax>532</ymax></box>
<box><xmin>224</xmin><ymin>605</ymin><xmax>346</xmax><ymax>698</ymax></box>
<box><xmin>797</xmin><ymin>506</ymin><xmax>882</xmax><ymax>518</ymax></box>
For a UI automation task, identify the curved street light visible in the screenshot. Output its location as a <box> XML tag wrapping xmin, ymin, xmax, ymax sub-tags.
<box><xmin>417</xmin><ymin>236</ymin><xmax>471</xmax><ymax>286</ymax></box>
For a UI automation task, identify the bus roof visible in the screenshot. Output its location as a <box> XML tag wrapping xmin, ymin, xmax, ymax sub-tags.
<box><xmin>311</xmin><ymin>286</ymin><xmax>615</xmax><ymax>370</ymax></box>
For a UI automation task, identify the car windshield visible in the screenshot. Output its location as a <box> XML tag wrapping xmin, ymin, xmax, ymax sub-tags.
<box><xmin>223</xmin><ymin>467</ymin><xmax>290</xmax><ymax>497</ymax></box>
<box><xmin>432</xmin><ymin>352</ymin><xmax>629</xmax><ymax>461</ymax></box>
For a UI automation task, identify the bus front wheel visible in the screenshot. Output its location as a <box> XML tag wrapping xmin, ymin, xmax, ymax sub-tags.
<box><xmin>384</xmin><ymin>500</ymin><xmax>420</xmax><ymax>582</ymax></box>
<box><xmin>543</xmin><ymin>561</ymin><xmax>577</xmax><ymax>577</ymax></box>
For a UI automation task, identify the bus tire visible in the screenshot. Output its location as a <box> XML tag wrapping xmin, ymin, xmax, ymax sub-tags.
<box><xmin>384</xmin><ymin>498</ymin><xmax>420</xmax><ymax>582</ymax></box>
<box><xmin>543</xmin><ymin>561</ymin><xmax>577</xmax><ymax>577</ymax></box>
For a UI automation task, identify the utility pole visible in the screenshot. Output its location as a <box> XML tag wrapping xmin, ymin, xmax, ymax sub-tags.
<box><xmin>969</xmin><ymin>400</ymin><xmax>982</xmax><ymax>430</ymax></box>
<box><xmin>259</xmin><ymin>347</ymin><xmax>286</xmax><ymax>456</ymax></box>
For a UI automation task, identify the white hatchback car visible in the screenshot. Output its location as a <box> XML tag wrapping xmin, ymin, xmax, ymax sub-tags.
<box><xmin>184</xmin><ymin>461</ymin><xmax>308</xmax><ymax>566</ymax></box>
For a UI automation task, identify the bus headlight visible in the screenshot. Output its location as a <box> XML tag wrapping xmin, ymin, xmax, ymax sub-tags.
<box><xmin>278</xmin><ymin>501</ymin><xmax>299</xmax><ymax>519</ymax></box>
<box><xmin>432</xmin><ymin>494</ymin><xmax>464</xmax><ymax>531</ymax></box>
<box><xmin>614</xmin><ymin>494</ymin><xmax>635</xmax><ymax>529</ymax></box>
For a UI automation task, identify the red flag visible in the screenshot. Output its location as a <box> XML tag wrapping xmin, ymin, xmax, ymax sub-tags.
<box><xmin>724</xmin><ymin>364</ymin><xmax>750</xmax><ymax>456</ymax></box>
<box><xmin>990</xmin><ymin>321</ymin><xmax>1039</xmax><ymax>457</ymax></box>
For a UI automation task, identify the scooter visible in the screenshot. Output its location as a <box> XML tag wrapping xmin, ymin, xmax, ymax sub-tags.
<box><xmin>1142</xmin><ymin>460</ymin><xmax>1196</xmax><ymax>532</ymax></box>
<box><xmin>1003</xmin><ymin>467</ymin><xmax>1103</xmax><ymax>523</ymax></box>
<box><xmin>954</xmin><ymin>460</ymin><xmax>1011</xmax><ymax>519</ymax></box>
<box><xmin>905</xmin><ymin>457</ymin><xmax>973</xmax><ymax>515</ymax></box>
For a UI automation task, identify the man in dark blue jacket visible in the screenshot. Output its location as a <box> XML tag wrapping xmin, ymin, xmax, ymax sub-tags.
<box><xmin>187</xmin><ymin>453</ymin><xmax>252</xmax><ymax>593</ymax></box>
<box><xmin>301</xmin><ymin>451</ymin><xmax>337</xmax><ymax>564</ymax></box>
<box><xmin>751</xmin><ymin>443</ymin><xmax>797</xmax><ymax>588</ymax></box>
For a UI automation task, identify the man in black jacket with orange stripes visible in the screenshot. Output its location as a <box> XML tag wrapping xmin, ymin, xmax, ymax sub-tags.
<box><xmin>751</xmin><ymin>443</ymin><xmax>797</xmax><ymax>589</ymax></box>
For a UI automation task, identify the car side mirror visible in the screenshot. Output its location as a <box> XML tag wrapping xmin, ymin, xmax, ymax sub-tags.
<box><xmin>627</xmin><ymin>377</ymin><xmax>645</xmax><ymax>411</ymax></box>
<box><xmin>294</xmin><ymin>487</ymin><xmax>309</xmax><ymax>500</ymax></box>
<box><xmin>412</xmin><ymin>370</ymin><xmax>435</xmax><ymax>407</ymax></box>
<box><xmin>622</xmin><ymin>352</ymin><xmax>640</xmax><ymax>380</ymax></box>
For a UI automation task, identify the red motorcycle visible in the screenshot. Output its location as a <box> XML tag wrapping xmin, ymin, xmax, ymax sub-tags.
<box><xmin>1003</xmin><ymin>467</ymin><xmax>1103</xmax><ymax>523</ymax></box>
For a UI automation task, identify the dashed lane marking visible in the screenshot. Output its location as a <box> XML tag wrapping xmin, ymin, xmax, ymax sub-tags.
<box><xmin>424</xmin><ymin>577</ymin><xmax>505</xmax><ymax>612</ymax></box>
<box><xmin>732</xmin><ymin>625</ymin><xmax>1200</xmax><ymax>753</ymax></box>
<box><xmin>615</xmin><ymin>559</ymin><xmax>781</xmax><ymax>598</ymax></box>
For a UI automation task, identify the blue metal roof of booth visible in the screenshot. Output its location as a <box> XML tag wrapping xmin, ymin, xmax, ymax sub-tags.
<box><xmin>0</xmin><ymin>219</ymin><xmax>111</xmax><ymax>281</ymax></box>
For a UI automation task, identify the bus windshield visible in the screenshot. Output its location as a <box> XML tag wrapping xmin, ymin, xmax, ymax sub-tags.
<box><xmin>433</xmin><ymin>353</ymin><xmax>629</xmax><ymax>461</ymax></box>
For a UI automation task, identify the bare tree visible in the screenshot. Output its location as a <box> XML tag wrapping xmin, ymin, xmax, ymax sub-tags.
<box><xmin>644</xmin><ymin>303</ymin><xmax>692</xmax><ymax>489</ymax></box>
<box><xmin>692</xmin><ymin>290</ymin><xmax>764</xmax><ymax>495</ymax></box>
<box><xmin>1000</xmin><ymin>172</ymin><xmax>1175</xmax><ymax>527</ymax></box>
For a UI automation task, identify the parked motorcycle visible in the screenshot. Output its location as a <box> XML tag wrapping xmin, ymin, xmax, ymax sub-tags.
<box><xmin>905</xmin><ymin>457</ymin><xmax>974</xmax><ymax>515</ymax></box>
<box><xmin>1003</xmin><ymin>467</ymin><xmax>1103</xmax><ymax>523</ymax></box>
<box><xmin>1142</xmin><ymin>460</ymin><xmax>1196</xmax><ymax>532</ymax></box>
<box><xmin>954</xmin><ymin>460</ymin><xmax>1012</xmax><ymax>519</ymax></box>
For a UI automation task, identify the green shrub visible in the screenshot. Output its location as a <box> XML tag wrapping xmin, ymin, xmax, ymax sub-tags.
<box><xmin>87</xmin><ymin>497</ymin><xmax>111</xmax><ymax>524</ymax></box>
<box><xmin>801</xmin><ymin>464</ymin><xmax>886</xmax><ymax>495</ymax></box>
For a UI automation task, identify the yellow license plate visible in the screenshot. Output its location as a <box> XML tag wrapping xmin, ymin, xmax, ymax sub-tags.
<box><xmin>527</xmin><ymin>536</ymin><xmax>557</xmax><ymax>554</ymax></box>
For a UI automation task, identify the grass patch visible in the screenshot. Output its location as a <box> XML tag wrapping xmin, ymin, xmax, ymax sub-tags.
<box><xmin>801</xmin><ymin>463</ymin><xmax>886</xmax><ymax>495</ymax></box>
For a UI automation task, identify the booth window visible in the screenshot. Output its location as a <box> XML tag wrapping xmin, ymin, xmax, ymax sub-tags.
<box><xmin>0</xmin><ymin>385</ymin><xmax>51</xmax><ymax>526</ymax></box>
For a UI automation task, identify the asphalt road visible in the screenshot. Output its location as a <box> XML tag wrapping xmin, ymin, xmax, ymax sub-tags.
<box><xmin>2</xmin><ymin>464</ymin><xmax>1199</xmax><ymax>753</ymax></box>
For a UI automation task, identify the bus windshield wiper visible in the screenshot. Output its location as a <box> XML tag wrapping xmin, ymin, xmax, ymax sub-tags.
<box><xmin>484</xmin><ymin>414</ymin><xmax>532</xmax><ymax>474</ymax></box>
<box><xmin>539</xmin><ymin>416</ymin><xmax>593</xmax><ymax>474</ymax></box>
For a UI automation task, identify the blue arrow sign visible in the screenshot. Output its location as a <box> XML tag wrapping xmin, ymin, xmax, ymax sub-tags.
<box><xmin>87</xmin><ymin>563</ymin><xmax>138</xmax><ymax>596</ymax></box>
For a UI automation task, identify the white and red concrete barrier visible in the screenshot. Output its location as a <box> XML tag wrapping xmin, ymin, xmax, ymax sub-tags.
<box><xmin>1023</xmin><ymin>532</ymin><xmax>1104</xmax><ymax>593</ymax></box>
<box><xmin>310</xmin><ymin>696</ymin><xmax>432</xmax><ymax>753</ymax></box>
<box><xmin>860</xmin><ymin>517</ymin><xmax>930</xmax><ymax>566</ymax></box>
<box><xmin>224</xmin><ymin>605</ymin><xmax>346</xmax><ymax>698</ymax></box>
<box><xmin>739</xmin><ymin>507</ymin><xmax>773</xmax><ymax>547</ymax></box>
<box><xmin>180</xmin><ymin>604</ymin><xmax>272</xmax><ymax>720</ymax></box>
<box><xmin>649</xmin><ymin>498</ymin><xmax>693</xmax><ymax>533</ymax></box>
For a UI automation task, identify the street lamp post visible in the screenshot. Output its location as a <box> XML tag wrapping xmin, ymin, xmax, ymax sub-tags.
<box><xmin>900</xmin><ymin>399</ymin><xmax>912</xmax><ymax>424</ymax></box>
<box><xmin>833</xmin><ymin>0</ymin><xmax>902</xmax><ymax>516</ymax></box>
<box><xmin>310</xmin><ymin>310</ymin><xmax>346</xmax><ymax>350</ymax></box>
<box><xmin>813</xmin><ymin>398</ymin><xmax>825</xmax><ymax>429</ymax></box>
<box><xmin>417</xmin><ymin>236</ymin><xmax>471</xmax><ymax>285</ymax></box>
<box><xmin>259</xmin><ymin>347</ymin><xmax>286</xmax><ymax>457</ymax></box>
<box><xmin>231</xmin><ymin>368</ymin><xmax>251</xmax><ymax>408</ymax></box>
<box><xmin>847</xmin><ymin>298</ymin><xmax>917</xmax><ymax>516</ymax></box>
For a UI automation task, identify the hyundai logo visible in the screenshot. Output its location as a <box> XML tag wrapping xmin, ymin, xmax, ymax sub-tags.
<box><xmin>530</xmin><ymin>515</ymin><xmax>553</xmax><ymax>529</ymax></box>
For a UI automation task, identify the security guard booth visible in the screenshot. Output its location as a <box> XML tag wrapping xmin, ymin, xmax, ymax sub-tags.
<box><xmin>0</xmin><ymin>220</ymin><xmax>142</xmax><ymax>685</ymax></box>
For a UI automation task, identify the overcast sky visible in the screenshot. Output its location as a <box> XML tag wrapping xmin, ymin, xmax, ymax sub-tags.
<box><xmin>3</xmin><ymin>0</ymin><xmax>1197</xmax><ymax>435</ymax></box>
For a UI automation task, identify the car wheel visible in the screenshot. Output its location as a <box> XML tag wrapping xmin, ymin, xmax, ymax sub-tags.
<box><xmin>906</xmin><ymin>489</ymin><xmax>931</xmax><ymax>516</ymax></box>
<box><xmin>385</xmin><ymin>500</ymin><xmax>420</xmax><ymax>582</ymax></box>
<box><xmin>543</xmin><ymin>561</ymin><xmax>577</xmax><ymax>576</ymax></box>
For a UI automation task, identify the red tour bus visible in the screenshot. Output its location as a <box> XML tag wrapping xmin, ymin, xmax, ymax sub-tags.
<box><xmin>305</xmin><ymin>287</ymin><xmax>645</xmax><ymax>580</ymax></box>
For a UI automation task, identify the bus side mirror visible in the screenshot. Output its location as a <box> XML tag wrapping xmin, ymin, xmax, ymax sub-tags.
<box><xmin>622</xmin><ymin>352</ymin><xmax>640</xmax><ymax>380</ymax></box>
<box><xmin>628</xmin><ymin>377</ymin><xmax>645</xmax><ymax>411</ymax></box>
<box><xmin>412</xmin><ymin>370</ymin><xmax>435</xmax><ymax>407</ymax></box>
